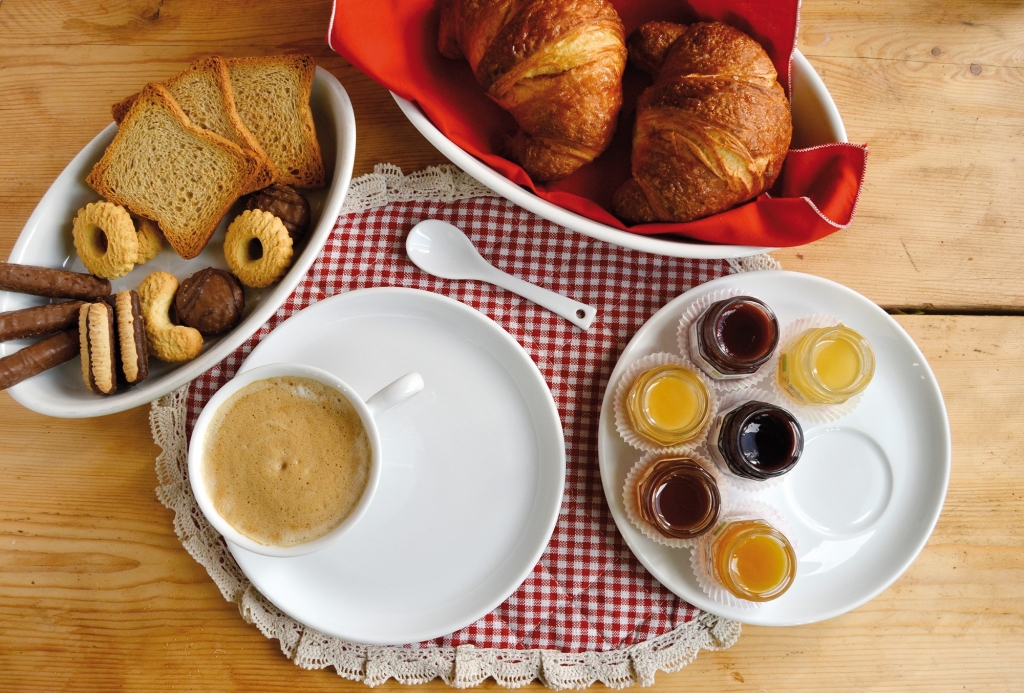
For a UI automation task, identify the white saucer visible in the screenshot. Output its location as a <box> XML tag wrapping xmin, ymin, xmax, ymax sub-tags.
<box><xmin>2</xmin><ymin>67</ymin><xmax>357</xmax><ymax>418</ymax></box>
<box><xmin>226</xmin><ymin>288</ymin><xmax>565</xmax><ymax>645</ymax></box>
<box><xmin>597</xmin><ymin>271</ymin><xmax>950</xmax><ymax>626</ymax></box>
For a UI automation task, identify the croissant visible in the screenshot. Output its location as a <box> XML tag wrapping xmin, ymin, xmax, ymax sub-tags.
<box><xmin>438</xmin><ymin>0</ymin><xmax>627</xmax><ymax>182</ymax></box>
<box><xmin>613</xmin><ymin>22</ymin><xmax>792</xmax><ymax>224</ymax></box>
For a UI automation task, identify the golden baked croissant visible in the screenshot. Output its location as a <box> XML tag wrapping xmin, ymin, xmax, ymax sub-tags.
<box><xmin>438</xmin><ymin>0</ymin><xmax>627</xmax><ymax>182</ymax></box>
<box><xmin>613</xmin><ymin>22</ymin><xmax>792</xmax><ymax>224</ymax></box>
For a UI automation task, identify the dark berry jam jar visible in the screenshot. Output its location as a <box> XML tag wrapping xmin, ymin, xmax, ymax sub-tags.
<box><xmin>636</xmin><ymin>457</ymin><xmax>721</xmax><ymax>539</ymax></box>
<box><xmin>688</xmin><ymin>297</ymin><xmax>779</xmax><ymax>379</ymax></box>
<box><xmin>715</xmin><ymin>401</ymin><xmax>803</xmax><ymax>480</ymax></box>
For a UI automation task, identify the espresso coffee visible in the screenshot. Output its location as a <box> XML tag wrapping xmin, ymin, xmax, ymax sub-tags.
<box><xmin>202</xmin><ymin>376</ymin><xmax>372</xmax><ymax>547</ymax></box>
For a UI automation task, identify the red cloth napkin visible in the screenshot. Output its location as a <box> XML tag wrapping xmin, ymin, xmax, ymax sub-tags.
<box><xmin>186</xmin><ymin>194</ymin><xmax>730</xmax><ymax>650</ymax></box>
<box><xmin>327</xmin><ymin>0</ymin><xmax>867</xmax><ymax>248</ymax></box>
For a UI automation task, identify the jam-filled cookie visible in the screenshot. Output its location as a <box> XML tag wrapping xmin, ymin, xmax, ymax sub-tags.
<box><xmin>223</xmin><ymin>210</ymin><xmax>293</xmax><ymax>288</ymax></box>
<box><xmin>72</xmin><ymin>201</ymin><xmax>139</xmax><ymax>279</ymax></box>
<box><xmin>79</xmin><ymin>301</ymin><xmax>118</xmax><ymax>395</ymax></box>
<box><xmin>138</xmin><ymin>271</ymin><xmax>203</xmax><ymax>362</ymax></box>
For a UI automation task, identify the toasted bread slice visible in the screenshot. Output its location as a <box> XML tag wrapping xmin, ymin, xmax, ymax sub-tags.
<box><xmin>111</xmin><ymin>57</ymin><xmax>278</xmax><ymax>192</ymax></box>
<box><xmin>226</xmin><ymin>55</ymin><xmax>326</xmax><ymax>189</ymax></box>
<box><xmin>88</xmin><ymin>83</ymin><xmax>264</xmax><ymax>260</ymax></box>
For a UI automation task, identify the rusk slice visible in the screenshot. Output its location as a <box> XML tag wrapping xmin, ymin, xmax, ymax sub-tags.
<box><xmin>227</xmin><ymin>55</ymin><xmax>326</xmax><ymax>189</ymax></box>
<box><xmin>111</xmin><ymin>57</ymin><xmax>278</xmax><ymax>192</ymax></box>
<box><xmin>87</xmin><ymin>83</ymin><xmax>264</xmax><ymax>260</ymax></box>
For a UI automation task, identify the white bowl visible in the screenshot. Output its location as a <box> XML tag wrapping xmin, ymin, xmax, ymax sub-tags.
<box><xmin>2</xmin><ymin>67</ymin><xmax>357</xmax><ymax>418</ymax></box>
<box><xmin>393</xmin><ymin>51</ymin><xmax>846</xmax><ymax>260</ymax></box>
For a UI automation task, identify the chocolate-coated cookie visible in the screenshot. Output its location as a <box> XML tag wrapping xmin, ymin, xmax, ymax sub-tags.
<box><xmin>175</xmin><ymin>268</ymin><xmax>245</xmax><ymax>335</ymax></box>
<box><xmin>243</xmin><ymin>183</ymin><xmax>310</xmax><ymax>242</ymax></box>
<box><xmin>114</xmin><ymin>290</ymin><xmax>149</xmax><ymax>385</ymax></box>
<box><xmin>79</xmin><ymin>302</ymin><xmax>118</xmax><ymax>395</ymax></box>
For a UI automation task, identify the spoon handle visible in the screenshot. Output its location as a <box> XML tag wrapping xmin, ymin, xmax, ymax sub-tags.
<box><xmin>483</xmin><ymin>267</ymin><xmax>597</xmax><ymax>330</ymax></box>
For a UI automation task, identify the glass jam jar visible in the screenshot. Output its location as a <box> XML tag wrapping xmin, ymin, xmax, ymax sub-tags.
<box><xmin>715</xmin><ymin>401</ymin><xmax>803</xmax><ymax>480</ymax></box>
<box><xmin>635</xmin><ymin>457</ymin><xmax>721</xmax><ymax>540</ymax></box>
<box><xmin>626</xmin><ymin>364</ymin><xmax>712</xmax><ymax>446</ymax></box>
<box><xmin>777</xmin><ymin>325</ymin><xmax>875</xmax><ymax>405</ymax></box>
<box><xmin>688</xmin><ymin>297</ymin><xmax>779</xmax><ymax>379</ymax></box>
<box><xmin>707</xmin><ymin>518</ymin><xmax>797</xmax><ymax>602</ymax></box>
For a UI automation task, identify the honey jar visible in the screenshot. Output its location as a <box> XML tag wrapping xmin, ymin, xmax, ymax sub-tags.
<box><xmin>777</xmin><ymin>325</ymin><xmax>875</xmax><ymax>405</ymax></box>
<box><xmin>626</xmin><ymin>364</ymin><xmax>711</xmax><ymax>446</ymax></box>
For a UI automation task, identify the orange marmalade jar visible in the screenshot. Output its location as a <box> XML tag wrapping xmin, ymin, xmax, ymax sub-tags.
<box><xmin>707</xmin><ymin>518</ymin><xmax>797</xmax><ymax>602</ymax></box>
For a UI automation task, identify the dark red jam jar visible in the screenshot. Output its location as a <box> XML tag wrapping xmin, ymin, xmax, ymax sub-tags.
<box><xmin>636</xmin><ymin>457</ymin><xmax>721</xmax><ymax>539</ymax></box>
<box><xmin>716</xmin><ymin>402</ymin><xmax>804</xmax><ymax>480</ymax></box>
<box><xmin>688</xmin><ymin>297</ymin><xmax>779</xmax><ymax>379</ymax></box>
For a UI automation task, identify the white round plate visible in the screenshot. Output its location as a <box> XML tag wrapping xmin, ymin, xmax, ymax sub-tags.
<box><xmin>393</xmin><ymin>51</ymin><xmax>846</xmax><ymax>260</ymax></box>
<box><xmin>597</xmin><ymin>271</ymin><xmax>950</xmax><ymax>625</ymax></box>
<box><xmin>226</xmin><ymin>288</ymin><xmax>565</xmax><ymax>645</ymax></box>
<box><xmin>1</xmin><ymin>67</ymin><xmax>357</xmax><ymax>418</ymax></box>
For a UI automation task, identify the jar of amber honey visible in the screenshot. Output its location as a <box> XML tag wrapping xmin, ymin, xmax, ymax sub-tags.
<box><xmin>777</xmin><ymin>325</ymin><xmax>875</xmax><ymax>405</ymax></box>
<box><xmin>706</xmin><ymin>518</ymin><xmax>797</xmax><ymax>602</ymax></box>
<box><xmin>626</xmin><ymin>364</ymin><xmax>712</xmax><ymax>446</ymax></box>
<box><xmin>689</xmin><ymin>297</ymin><xmax>779</xmax><ymax>379</ymax></box>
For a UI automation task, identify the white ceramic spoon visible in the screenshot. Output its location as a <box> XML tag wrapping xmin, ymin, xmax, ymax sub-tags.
<box><xmin>406</xmin><ymin>219</ymin><xmax>597</xmax><ymax>330</ymax></box>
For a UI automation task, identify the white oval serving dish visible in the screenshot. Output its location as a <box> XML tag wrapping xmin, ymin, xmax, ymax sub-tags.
<box><xmin>2</xmin><ymin>67</ymin><xmax>357</xmax><ymax>418</ymax></box>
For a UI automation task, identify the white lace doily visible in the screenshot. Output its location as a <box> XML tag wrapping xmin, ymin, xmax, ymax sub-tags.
<box><xmin>149</xmin><ymin>163</ymin><xmax>776</xmax><ymax>688</ymax></box>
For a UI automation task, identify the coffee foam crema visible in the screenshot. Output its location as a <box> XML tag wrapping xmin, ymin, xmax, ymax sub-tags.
<box><xmin>202</xmin><ymin>376</ymin><xmax>372</xmax><ymax>547</ymax></box>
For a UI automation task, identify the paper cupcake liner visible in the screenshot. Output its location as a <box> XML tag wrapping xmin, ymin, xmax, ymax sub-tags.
<box><xmin>702</xmin><ymin>387</ymin><xmax>799</xmax><ymax>493</ymax></box>
<box><xmin>690</xmin><ymin>499</ymin><xmax>800</xmax><ymax>611</ymax></box>
<box><xmin>622</xmin><ymin>448</ymin><xmax>731</xmax><ymax>549</ymax></box>
<box><xmin>765</xmin><ymin>314</ymin><xmax>867</xmax><ymax>425</ymax></box>
<box><xmin>675</xmin><ymin>287</ymin><xmax>777</xmax><ymax>393</ymax></box>
<box><xmin>613</xmin><ymin>353</ymin><xmax>719</xmax><ymax>452</ymax></box>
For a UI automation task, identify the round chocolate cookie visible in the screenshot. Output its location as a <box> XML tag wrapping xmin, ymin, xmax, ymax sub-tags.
<box><xmin>243</xmin><ymin>183</ymin><xmax>310</xmax><ymax>242</ymax></box>
<box><xmin>175</xmin><ymin>268</ymin><xmax>245</xmax><ymax>335</ymax></box>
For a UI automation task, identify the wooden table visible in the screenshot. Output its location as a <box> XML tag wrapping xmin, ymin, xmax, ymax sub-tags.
<box><xmin>1</xmin><ymin>1</ymin><xmax>1022</xmax><ymax>690</ymax></box>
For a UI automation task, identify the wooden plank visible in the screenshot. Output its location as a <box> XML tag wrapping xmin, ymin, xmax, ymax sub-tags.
<box><xmin>766</xmin><ymin>2</ymin><xmax>1024</xmax><ymax>309</ymax></box>
<box><xmin>0</xmin><ymin>0</ymin><xmax>339</xmax><ymax>48</ymax></box>
<box><xmin>0</xmin><ymin>314</ymin><xmax>1021</xmax><ymax>691</ymax></box>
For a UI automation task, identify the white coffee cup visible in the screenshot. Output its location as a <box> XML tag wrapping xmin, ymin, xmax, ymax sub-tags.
<box><xmin>188</xmin><ymin>363</ymin><xmax>424</xmax><ymax>557</ymax></box>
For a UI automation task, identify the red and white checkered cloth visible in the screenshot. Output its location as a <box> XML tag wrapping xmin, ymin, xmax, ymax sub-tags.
<box><xmin>186</xmin><ymin>195</ymin><xmax>730</xmax><ymax>652</ymax></box>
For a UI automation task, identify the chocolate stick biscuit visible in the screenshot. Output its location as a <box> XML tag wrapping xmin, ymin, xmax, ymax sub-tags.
<box><xmin>0</xmin><ymin>262</ymin><xmax>111</xmax><ymax>300</ymax></box>
<box><xmin>0</xmin><ymin>328</ymin><xmax>80</xmax><ymax>390</ymax></box>
<box><xmin>0</xmin><ymin>301</ymin><xmax>85</xmax><ymax>342</ymax></box>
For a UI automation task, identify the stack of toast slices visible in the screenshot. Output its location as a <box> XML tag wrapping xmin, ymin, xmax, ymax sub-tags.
<box><xmin>87</xmin><ymin>55</ymin><xmax>325</xmax><ymax>260</ymax></box>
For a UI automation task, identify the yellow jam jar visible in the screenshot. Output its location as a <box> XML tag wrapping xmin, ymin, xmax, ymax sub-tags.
<box><xmin>708</xmin><ymin>518</ymin><xmax>797</xmax><ymax>602</ymax></box>
<box><xmin>777</xmin><ymin>325</ymin><xmax>875</xmax><ymax>405</ymax></box>
<box><xmin>626</xmin><ymin>364</ymin><xmax>711</xmax><ymax>446</ymax></box>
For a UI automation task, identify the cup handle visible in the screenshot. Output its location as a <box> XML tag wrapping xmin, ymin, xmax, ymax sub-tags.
<box><xmin>365</xmin><ymin>372</ymin><xmax>425</xmax><ymax>418</ymax></box>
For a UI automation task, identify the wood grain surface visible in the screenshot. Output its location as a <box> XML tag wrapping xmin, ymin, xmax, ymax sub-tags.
<box><xmin>1</xmin><ymin>0</ymin><xmax>1022</xmax><ymax>691</ymax></box>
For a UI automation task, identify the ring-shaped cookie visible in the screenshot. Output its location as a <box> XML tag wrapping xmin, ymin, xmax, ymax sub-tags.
<box><xmin>134</xmin><ymin>217</ymin><xmax>164</xmax><ymax>265</ymax></box>
<box><xmin>223</xmin><ymin>210</ymin><xmax>293</xmax><ymax>289</ymax></box>
<box><xmin>72</xmin><ymin>202</ymin><xmax>139</xmax><ymax>279</ymax></box>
